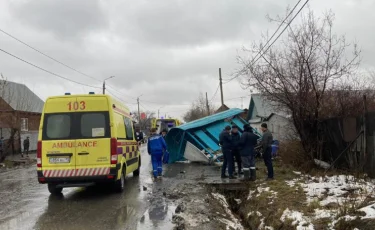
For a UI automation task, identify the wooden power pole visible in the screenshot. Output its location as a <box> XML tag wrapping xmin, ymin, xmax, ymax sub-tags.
<box><xmin>205</xmin><ymin>92</ymin><xmax>210</xmax><ymax>115</ymax></box>
<box><xmin>219</xmin><ymin>68</ymin><xmax>224</xmax><ymax>106</ymax></box>
<box><xmin>137</xmin><ymin>97</ymin><xmax>140</xmax><ymax>122</ymax></box>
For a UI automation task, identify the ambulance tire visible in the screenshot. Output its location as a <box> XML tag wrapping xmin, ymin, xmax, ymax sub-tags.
<box><xmin>114</xmin><ymin>167</ymin><xmax>125</xmax><ymax>193</ymax></box>
<box><xmin>133</xmin><ymin>156</ymin><xmax>141</xmax><ymax>177</ymax></box>
<box><xmin>48</xmin><ymin>184</ymin><xmax>63</xmax><ymax>195</ymax></box>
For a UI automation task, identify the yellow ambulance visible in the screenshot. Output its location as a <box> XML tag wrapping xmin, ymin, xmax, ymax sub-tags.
<box><xmin>36</xmin><ymin>92</ymin><xmax>141</xmax><ymax>194</ymax></box>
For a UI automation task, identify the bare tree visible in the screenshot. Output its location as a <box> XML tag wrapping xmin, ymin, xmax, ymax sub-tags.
<box><xmin>183</xmin><ymin>93</ymin><xmax>216</xmax><ymax>122</ymax></box>
<box><xmin>132</xmin><ymin>110</ymin><xmax>156</xmax><ymax>132</ymax></box>
<box><xmin>238</xmin><ymin>9</ymin><xmax>362</xmax><ymax>159</ymax></box>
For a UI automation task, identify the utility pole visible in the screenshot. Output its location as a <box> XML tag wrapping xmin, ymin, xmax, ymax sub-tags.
<box><xmin>103</xmin><ymin>76</ymin><xmax>115</xmax><ymax>94</ymax></box>
<box><xmin>241</xmin><ymin>97</ymin><xmax>244</xmax><ymax>109</ymax></box>
<box><xmin>137</xmin><ymin>97</ymin><xmax>140</xmax><ymax>123</ymax></box>
<box><xmin>205</xmin><ymin>92</ymin><xmax>210</xmax><ymax>115</ymax></box>
<box><xmin>219</xmin><ymin>68</ymin><xmax>224</xmax><ymax>106</ymax></box>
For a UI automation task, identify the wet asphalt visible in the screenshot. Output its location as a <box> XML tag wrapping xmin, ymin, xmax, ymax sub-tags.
<box><xmin>0</xmin><ymin>146</ymin><xmax>176</xmax><ymax>230</ymax></box>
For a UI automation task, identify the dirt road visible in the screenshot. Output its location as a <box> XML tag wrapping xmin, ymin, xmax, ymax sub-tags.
<box><xmin>0</xmin><ymin>145</ymin><xmax>242</xmax><ymax>230</ymax></box>
<box><xmin>0</xmin><ymin>146</ymin><xmax>176</xmax><ymax>230</ymax></box>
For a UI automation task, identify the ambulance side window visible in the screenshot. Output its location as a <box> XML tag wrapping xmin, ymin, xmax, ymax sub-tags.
<box><xmin>124</xmin><ymin>117</ymin><xmax>134</xmax><ymax>140</ymax></box>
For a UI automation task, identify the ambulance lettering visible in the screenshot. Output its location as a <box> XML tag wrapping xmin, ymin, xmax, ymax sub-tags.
<box><xmin>52</xmin><ymin>141</ymin><xmax>98</xmax><ymax>148</ymax></box>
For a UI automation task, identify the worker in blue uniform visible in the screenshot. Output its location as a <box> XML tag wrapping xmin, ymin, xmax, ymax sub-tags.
<box><xmin>148</xmin><ymin>128</ymin><xmax>167</xmax><ymax>179</ymax></box>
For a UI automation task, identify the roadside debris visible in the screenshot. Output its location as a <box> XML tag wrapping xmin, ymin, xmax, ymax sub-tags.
<box><xmin>175</xmin><ymin>202</ymin><xmax>186</xmax><ymax>214</ymax></box>
<box><xmin>172</xmin><ymin>214</ymin><xmax>186</xmax><ymax>230</ymax></box>
<box><xmin>314</xmin><ymin>159</ymin><xmax>331</xmax><ymax>169</ymax></box>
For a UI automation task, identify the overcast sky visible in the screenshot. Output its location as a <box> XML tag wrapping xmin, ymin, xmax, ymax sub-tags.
<box><xmin>0</xmin><ymin>0</ymin><xmax>373</xmax><ymax>120</ymax></box>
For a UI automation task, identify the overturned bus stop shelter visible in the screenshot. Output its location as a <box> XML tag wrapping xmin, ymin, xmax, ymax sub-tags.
<box><xmin>165</xmin><ymin>108</ymin><xmax>262</xmax><ymax>163</ymax></box>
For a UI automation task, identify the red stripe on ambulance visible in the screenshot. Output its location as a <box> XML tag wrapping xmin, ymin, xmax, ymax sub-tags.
<box><xmin>43</xmin><ymin>167</ymin><xmax>110</xmax><ymax>177</ymax></box>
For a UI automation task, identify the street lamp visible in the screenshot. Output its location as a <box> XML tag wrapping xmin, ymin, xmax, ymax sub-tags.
<box><xmin>103</xmin><ymin>76</ymin><xmax>115</xmax><ymax>94</ymax></box>
<box><xmin>137</xmin><ymin>94</ymin><xmax>143</xmax><ymax>122</ymax></box>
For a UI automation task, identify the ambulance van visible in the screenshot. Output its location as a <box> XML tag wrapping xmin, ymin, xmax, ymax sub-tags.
<box><xmin>36</xmin><ymin>93</ymin><xmax>141</xmax><ymax>194</ymax></box>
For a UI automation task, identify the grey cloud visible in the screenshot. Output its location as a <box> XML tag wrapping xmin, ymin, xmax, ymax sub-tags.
<box><xmin>112</xmin><ymin>0</ymin><xmax>289</xmax><ymax>47</ymax></box>
<box><xmin>2</xmin><ymin>0</ymin><xmax>375</xmax><ymax>120</ymax></box>
<box><xmin>9</xmin><ymin>0</ymin><xmax>109</xmax><ymax>41</ymax></box>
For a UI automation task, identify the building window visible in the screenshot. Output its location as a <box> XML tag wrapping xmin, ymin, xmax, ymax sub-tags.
<box><xmin>21</xmin><ymin>118</ymin><xmax>28</xmax><ymax>131</ymax></box>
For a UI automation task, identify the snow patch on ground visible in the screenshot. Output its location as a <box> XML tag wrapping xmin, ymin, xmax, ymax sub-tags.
<box><xmin>359</xmin><ymin>203</ymin><xmax>375</xmax><ymax>219</ymax></box>
<box><xmin>301</xmin><ymin>175</ymin><xmax>375</xmax><ymax>206</ymax></box>
<box><xmin>212</xmin><ymin>193</ymin><xmax>244</xmax><ymax>230</ymax></box>
<box><xmin>280</xmin><ymin>208</ymin><xmax>314</xmax><ymax>230</ymax></box>
<box><xmin>234</xmin><ymin>199</ymin><xmax>242</xmax><ymax>205</ymax></box>
<box><xmin>285</xmin><ymin>178</ymin><xmax>300</xmax><ymax>188</ymax></box>
<box><xmin>328</xmin><ymin>215</ymin><xmax>358</xmax><ymax>229</ymax></box>
<box><xmin>281</xmin><ymin>174</ymin><xmax>375</xmax><ymax>229</ymax></box>
<box><xmin>247</xmin><ymin>189</ymin><xmax>256</xmax><ymax>200</ymax></box>
<box><xmin>314</xmin><ymin>209</ymin><xmax>333</xmax><ymax>219</ymax></box>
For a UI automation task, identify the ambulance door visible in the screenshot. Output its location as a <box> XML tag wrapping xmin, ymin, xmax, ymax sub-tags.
<box><xmin>41</xmin><ymin>98</ymin><xmax>77</xmax><ymax>177</ymax></box>
<box><xmin>75</xmin><ymin>96</ymin><xmax>111</xmax><ymax>174</ymax></box>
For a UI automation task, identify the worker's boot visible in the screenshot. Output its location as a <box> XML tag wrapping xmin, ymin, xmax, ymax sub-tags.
<box><xmin>241</xmin><ymin>168</ymin><xmax>250</xmax><ymax>181</ymax></box>
<box><xmin>250</xmin><ymin>167</ymin><xmax>256</xmax><ymax>181</ymax></box>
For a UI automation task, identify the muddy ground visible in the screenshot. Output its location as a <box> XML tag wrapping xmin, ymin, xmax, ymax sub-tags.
<box><xmin>0</xmin><ymin>146</ymin><xmax>244</xmax><ymax>230</ymax></box>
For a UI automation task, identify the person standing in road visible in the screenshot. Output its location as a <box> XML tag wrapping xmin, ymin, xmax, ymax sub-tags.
<box><xmin>239</xmin><ymin>124</ymin><xmax>258</xmax><ymax>181</ymax></box>
<box><xmin>231</xmin><ymin>125</ymin><xmax>242</xmax><ymax>176</ymax></box>
<box><xmin>22</xmin><ymin>137</ymin><xmax>30</xmax><ymax>158</ymax></box>
<box><xmin>148</xmin><ymin>128</ymin><xmax>167</xmax><ymax>180</ymax></box>
<box><xmin>261</xmin><ymin>123</ymin><xmax>274</xmax><ymax>180</ymax></box>
<box><xmin>161</xmin><ymin>129</ymin><xmax>168</xmax><ymax>140</ymax></box>
<box><xmin>219</xmin><ymin>126</ymin><xmax>236</xmax><ymax>179</ymax></box>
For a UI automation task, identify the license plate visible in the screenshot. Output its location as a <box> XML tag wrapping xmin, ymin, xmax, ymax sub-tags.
<box><xmin>49</xmin><ymin>157</ymin><xmax>70</xmax><ymax>164</ymax></box>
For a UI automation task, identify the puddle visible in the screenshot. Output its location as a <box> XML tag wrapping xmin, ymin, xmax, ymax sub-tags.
<box><xmin>137</xmin><ymin>197</ymin><xmax>176</xmax><ymax>230</ymax></box>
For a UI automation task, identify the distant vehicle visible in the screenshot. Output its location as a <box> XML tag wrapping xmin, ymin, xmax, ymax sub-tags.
<box><xmin>142</xmin><ymin>132</ymin><xmax>147</xmax><ymax>143</ymax></box>
<box><xmin>37</xmin><ymin>92</ymin><xmax>141</xmax><ymax>195</ymax></box>
<box><xmin>136</xmin><ymin>131</ymin><xmax>147</xmax><ymax>144</ymax></box>
<box><xmin>151</xmin><ymin>118</ymin><xmax>181</xmax><ymax>134</ymax></box>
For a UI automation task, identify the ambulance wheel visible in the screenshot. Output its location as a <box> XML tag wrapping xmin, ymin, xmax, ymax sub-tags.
<box><xmin>133</xmin><ymin>156</ymin><xmax>141</xmax><ymax>177</ymax></box>
<box><xmin>48</xmin><ymin>184</ymin><xmax>63</xmax><ymax>195</ymax></box>
<box><xmin>114</xmin><ymin>168</ymin><xmax>125</xmax><ymax>193</ymax></box>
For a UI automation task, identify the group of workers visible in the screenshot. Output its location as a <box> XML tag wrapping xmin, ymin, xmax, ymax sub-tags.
<box><xmin>146</xmin><ymin>121</ymin><xmax>275</xmax><ymax>182</ymax></box>
<box><xmin>219</xmin><ymin>123</ymin><xmax>274</xmax><ymax>181</ymax></box>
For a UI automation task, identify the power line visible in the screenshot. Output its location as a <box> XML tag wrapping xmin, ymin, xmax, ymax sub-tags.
<box><xmin>209</xmin><ymin>84</ymin><xmax>220</xmax><ymax>102</ymax></box>
<box><xmin>250</xmin><ymin>0</ymin><xmax>303</xmax><ymax>67</ymax></box>
<box><xmin>105</xmin><ymin>87</ymin><xmax>137</xmax><ymax>103</ymax></box>
<box><xmin>252</xmin><ymin>0</ymin><xmax>310</xmax><ymax>63</ymax></box>
<box><xmin>140</xmin><ymin>103</ymin><xmax>147</xmax><ymax>110</ymax></box>
<box><xmin>224</xmin><ymin>0</ymin><xmax>309</xmax><ymax>84</ymax></box>
<box><xmin>140</xmin><ymin>98</ymin><xmax>191</xmax><ymax>106</ymax></box>
<box><xmin>106</xmin><ymin>89</ymin><xmax>137</xmax><ymax>105</ymax></box>
<box><xmin>226</xmin><ymin>95</ymin><xmax>250</xmax><ymax>101</ymax></box>
<box><xmin>106</xmin><ymin>84</ymin><xmax>138</xmax><ymax>100</ymax></box>
<box><xmin>0</xmin><ymin>47</ymin><xmax>101</xmax><ymax>89</ymax></box>
<box><xmin>0</xmin><ymin>28</ymin><xmax>163</xmax><ymax>100</ymax></box>
<box><xmin>0</xmin><ymin>28</ymin><xmax>102</xmax><ymax>83</ymax></box>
